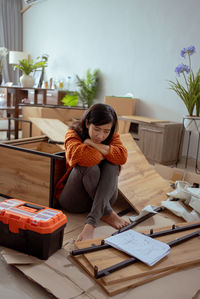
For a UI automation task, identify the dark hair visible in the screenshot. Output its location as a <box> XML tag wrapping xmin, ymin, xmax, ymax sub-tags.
<box><xmin>71</xmin><ymin>103</ymin><xmax>118</xmax><ymax>144</ymax></box>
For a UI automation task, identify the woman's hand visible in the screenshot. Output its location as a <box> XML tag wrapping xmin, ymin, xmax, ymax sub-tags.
<box><xmin>84</xmin><ymin>138</ymin><xmax>110</xmax><ymax>156</ymax></box>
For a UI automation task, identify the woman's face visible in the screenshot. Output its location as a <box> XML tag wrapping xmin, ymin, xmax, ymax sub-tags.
<box><xmin>86</xmin><ymin>121</ymin><xmax>113</xmax><ymax>143</ymax></box>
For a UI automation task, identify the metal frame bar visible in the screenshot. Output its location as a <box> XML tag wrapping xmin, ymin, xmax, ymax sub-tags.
<box><xmin>71</xmin><ymin>206</ymin><xmax>163</xmax><ymax>256</ymax></box>
<box><xmin>71</xmin><ymin>221</ymin><xmax>200</xmax><ymax>279</ymax></box>
<box><xmin>0</xmin><ymin>142</ymin><xmax>65</xmax><ymax>160</ymax></box>
<box><xmin>112</xmin><ymin>206</ymin><xmax>163</xmax><ymax>236</ymax></box>
<box><xmin>8</xmin><ymin>117</ymin><xmax>32</xmax><ymax>140</ymax></box>
<box><xmin>49</xmin><ymin>158</ymin><xmax>55</xmax><ymax>207</ymax></box>
<box><xmin>0</xmin><ymin>139</ymin><xmax>65</xmax><ymax>207</ymax></box>
<box><xmin>93</xmin><ymin>228</ymin><xmax>200</xmax><ymax>279</ymax></box>
<box><xmin>71</xmin><ymin>221</ymin><xmax>200</xmax><ymax>257</ymax></box>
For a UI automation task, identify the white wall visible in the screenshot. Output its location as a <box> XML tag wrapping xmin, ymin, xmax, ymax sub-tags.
<box><xmin>23</xmin><ymin>0</ymin><xmax>200</xmax><ymax>158</ymax></box>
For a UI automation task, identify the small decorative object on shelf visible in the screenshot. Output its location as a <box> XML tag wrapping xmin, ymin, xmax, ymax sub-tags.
<box><xmin>169</xmin><ymin>45</ymin><xmax>200</xmax><ymax>128</ymax></box>
<box><xmin>0</xmin><ymin>47</ymin><xmax>8</xmax><ymax>84</ymax></box>
<box><xmin>13</xmin><ymin>55</ymin><xmax>48</xmax><ymax>88</ymax></box>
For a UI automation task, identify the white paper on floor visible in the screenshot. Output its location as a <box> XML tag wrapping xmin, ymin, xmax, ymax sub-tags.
<box><xmin>129</xmin><ymin>205</ymin><xmax>158</xmax><ymax>222</ymax></box>
<box><xmin>104</xmin><ymin>229</ymin><xmax>170</xmax><ymax>266</ymax></box>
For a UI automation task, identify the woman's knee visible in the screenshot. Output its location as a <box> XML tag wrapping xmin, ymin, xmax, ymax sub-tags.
<box><xmin>77</xmin><ymin>164</ymin><xmax>100</xmax><ymax>177</ymax></box>
<box><xmin>101</xmin><ymin>160</ymin><xmax>120</xmax><ymax>174</ymax></box>
<box><xmin>82</xmin><ymin>165</ymin><xmax>100</xmax><ymax>197</ymax></box>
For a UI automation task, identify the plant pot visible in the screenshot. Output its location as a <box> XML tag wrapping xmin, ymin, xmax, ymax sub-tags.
<box><xmin>183</xmin><ymin>116</ymin><xmax>200</xmax><ymax>134</ymax></box>
<box><xmin>20</xmin><ymin>74</ymin><xmax>35</xmax><ymax>88</ymax></box>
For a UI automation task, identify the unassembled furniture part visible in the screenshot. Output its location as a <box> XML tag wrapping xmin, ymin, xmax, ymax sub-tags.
<box><xmin>21</xmin><ymin>104</ymin><xmax>86</xmax><ymax>138</ymax></box>
<box><xmin>0</xmin><ymin>136</ymin><xmax>66</xmax><ymax>207</ymax></box>
<box><xmin>71</xmin><ymin>222</ymin><xmax>200</xmax><ymax>279</ymax></box>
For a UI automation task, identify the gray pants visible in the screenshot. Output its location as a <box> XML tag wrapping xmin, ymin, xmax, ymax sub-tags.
<box><xmin>58</xmin><ymin>160</ymin><xmax>119</xmax><ymax>227</ymax></box>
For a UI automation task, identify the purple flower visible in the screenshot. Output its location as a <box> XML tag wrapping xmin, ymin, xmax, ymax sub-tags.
<box><xmin>180</xmin><ymin>46</ymin><xmax>195</xmax><ymax>57</ymax></box>
<box><xmin>175</xmin><ymin>63</ymin><xmax>190</xmax><ymax>76</ymax></box>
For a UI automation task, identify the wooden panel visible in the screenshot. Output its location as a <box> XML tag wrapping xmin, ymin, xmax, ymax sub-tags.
<box><xmin>22</xmin><ymin>106</ymin><xmax>85</xmax><ymax>138</ymax></box>
<box><xmin>74</xmin><ymin>222</ymin><xmax>200</xmax><ymax>295</ymax></box>
<box><xmin>119</xmin><ymin>134</ymin><xmax>171</xmax><ymax>212</ymax></box>
<box><xmin>119</xmin><ymin>115</ymin><xmax>166</xmax><ymax>123</ymax></box>
<box><xmin>30</xmin><ymin>118</ymin><xmax>68</xmax><ymax>146</ymax></box>
<box><xmin>0</xmin><ymin>139</ymin><xmax>66</xmax><ymax>206</ymax></box>
<box><xmin>73</xmin><ymin>254</ymin><xmax>177</xmax><ymax>296</ymax></box>
<box><xmin>105</xmin><ymin>97</ymin><xmax>136</xmax><ymax>115</ymax></box>
<box><xmin>0</xmin><ymin>145</ymin><xmax>51</xmax><ymax>205</ymax></box>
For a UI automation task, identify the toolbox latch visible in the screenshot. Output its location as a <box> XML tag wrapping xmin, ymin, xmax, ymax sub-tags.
<box><xmin>9</xmin><ymin>218</ymin><xmax>20</xmax><ymax>233</ymax></box>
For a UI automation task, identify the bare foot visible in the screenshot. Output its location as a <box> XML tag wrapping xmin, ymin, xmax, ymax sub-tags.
<box><xmin>101</xmin><ymin>211</ymin><xmax>129</xmax><ymax>229</ymax></box>
<box><xmin>76</xmin><ymin>224</ymin><xmax>95</xmax><ymax>242</ymax></box>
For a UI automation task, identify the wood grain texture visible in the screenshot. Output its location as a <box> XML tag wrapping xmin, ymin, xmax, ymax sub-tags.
<box><xmin>74</xmin><ymin>222</ymin><xmax>200</xmax><ymax>295</ymax></box>
<box><xmin>118</xmin><ymin>134</ymin><xmax>171</xmax><ymax>212</ymax></box>
<box><xmin>30</xmin><ymin>118</ymin><xmax>68</xmax><ymax>145</ymax></box>
<box><xmin>118</xmin><ymin>115</ymin><xmax>166</xmax><ymax>123</ymax></box>
<box><xmin>22</xmin><ymin>106</ymin><xmax>84</xmax><ymax>138</ymax></box>
<box><xmin>73</xmin><ymin>254</ymin><xmax>179</xmax><ymax>296</ymax></box>
<box><xmin>0</xmin><ymin>139</ymin><xmax>66</xmax><ymax>206</ymax></box>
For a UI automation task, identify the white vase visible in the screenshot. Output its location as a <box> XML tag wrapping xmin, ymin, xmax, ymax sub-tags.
<box><xmin>20</xmin><ymin>74</ymin><xmax>35</xmax><ymax>88</ymax></box>
<box><xmin>183</xmin><ymin>116</ymin><xmax>200</xmax><ymax>134</ymax></box>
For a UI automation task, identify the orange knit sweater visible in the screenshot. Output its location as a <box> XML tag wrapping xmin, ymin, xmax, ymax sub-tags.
<box><xmin>55</xmin><ymin>129</ymin><xmax>128</xmax><ymax>199</ymax></box>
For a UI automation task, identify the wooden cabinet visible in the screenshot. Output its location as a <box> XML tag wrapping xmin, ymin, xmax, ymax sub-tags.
<box><xmin>119</xmin><ymin>116</ymin><xmax>183</xmax><ymax>165</ymax></box>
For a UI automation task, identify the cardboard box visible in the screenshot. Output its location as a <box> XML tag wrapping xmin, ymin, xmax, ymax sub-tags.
<box><xmin>155</xmin><ymin>164</ymin><xmax>200</xmax><ymax>185</ymax></box>
<box><xmin>105</xmin><ymin>96</ymin><xmax>137</xmax><ymax>115</ymax></box>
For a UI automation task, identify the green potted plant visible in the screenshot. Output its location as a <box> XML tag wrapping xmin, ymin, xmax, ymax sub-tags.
<box><xmin>61</xmin><ymin>91</ymin><xmax>79</xmax><ymax>107</ymax></box>
<box><xmin>76</xmin><ymin>69</ymin><xmax>99</xmax><ymax>108</ymax></box>
<box><xmin>14</xmin><ymin>55</ymin><xmax>48</xmax><ymax>87</ymax></box>
<box><xmin>169</xmin><ymin>46</ymin><xmax>200</xmax><ymax>132</ymax></box>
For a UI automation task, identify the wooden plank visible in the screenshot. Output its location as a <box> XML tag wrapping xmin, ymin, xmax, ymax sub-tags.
<box><xmin>22</xmin><ymin>106</ymin><xmax>84</xmax><ymax>138</ymax></box>
<box><xmin>0</xmin><ymin>145</ymin><xmax>51</xmax><ymax>205</ymax></box>
<box><xmin>87</xmin><ymin>228</ymin><xmax>200</xmax><ymax>285</ymax></box>
<box><xmin>119</xmin><ymin>134</ymin><xmax>171</xmax><ymax>212</ymax></box>
<box><xmin>118</xmin><ymin>115</ymin><xmax>167</xmax><ymax>123</ymax></box>
<box><xmin>73</xmin><ymin>254</ymin><xmax>179</xmax><ymax>296</ymax></box>
<box><xmin>74</xmin><ymin>222</ymin><xmax>200</xmax><ymax>294</ymax></box>
<box><xmin>30</xmin><ymin>118</ymin><xmax>68</xmax><ymax>145</ymax></box>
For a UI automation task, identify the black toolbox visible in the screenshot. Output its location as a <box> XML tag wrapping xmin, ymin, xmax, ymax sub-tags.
<box><xmin>0</xmin><ymin>199</ymin><xmax>67</xmax><ymax>259</ymax></box>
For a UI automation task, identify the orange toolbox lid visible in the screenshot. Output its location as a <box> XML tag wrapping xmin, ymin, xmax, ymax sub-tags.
<box><xmin>0</xmin><ymin>199</ymin><xmax>67</xmax><ymax>234</ymax></box>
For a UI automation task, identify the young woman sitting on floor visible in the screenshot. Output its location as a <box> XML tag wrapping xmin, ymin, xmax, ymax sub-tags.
<box><xmin>56</xmin><ymin>103</ymin><xmax>129</xmax><ymax>241</ymax></box>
